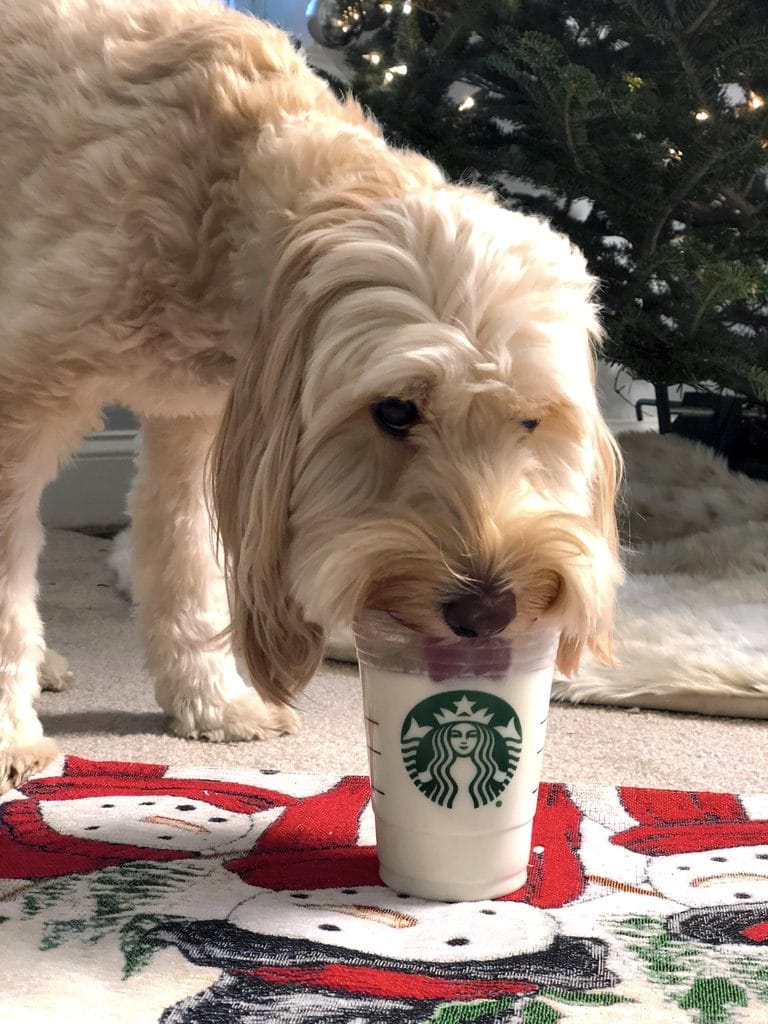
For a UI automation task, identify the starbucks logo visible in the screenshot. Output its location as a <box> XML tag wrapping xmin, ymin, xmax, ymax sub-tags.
<box><xmin>401</xmin><ymin>691</ymin><xmax>522</xmax><ymax>809</ymax></box>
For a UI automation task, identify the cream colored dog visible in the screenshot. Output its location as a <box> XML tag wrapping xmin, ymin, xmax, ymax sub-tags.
<box><xmin>0</xmin><ymin>0</ymin><xmax>622</xmax><ymax>792</ymax></box>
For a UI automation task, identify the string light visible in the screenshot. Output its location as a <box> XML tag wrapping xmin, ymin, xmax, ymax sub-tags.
<box><xmin>458</xmin><ymin>95</ymin><xmax>476</xmax><ymax>112</ymax></box>
<box><xmin>668</xmin><ymin>146</ymin><xmax>683</xmax><ymax>160</ymax></box>
<box><xmin>748</xmin><ymin>91</ymin><xmax>765</xmax><ymax>110</ymax></box>
<box><xmin>382</xmin><ymin>1</ymin><xmax>393</xmax><ymax>10</ymax></box>
<box><xmin>694</xmin><ymin>110</ymin><xmax>710</xmax><ymax>121</ymax></box>
<box><xmin>402</xmin><ymin>1</ymin><xmax>412</xmax><ymax>12</ymax></box>
<box><xmin>382</xmin><ymin>63</ymin><xmax>407</xmax><ymax>84</ymax></box>
<box><xmin>330</xmin><ymin>3</ymin><xmax>361</xmax><ymax>31</ymax></box>
<box><xmin>363</xmin><ymin>51</ymin><xmax>382</xmax><ymax>64</ymax></box>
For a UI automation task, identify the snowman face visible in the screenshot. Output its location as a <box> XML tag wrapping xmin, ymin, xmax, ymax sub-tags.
<box><xmin>41</xmin><ymin>795</ymin><xmax>281</xmax><ymax>854</ymax></box>
<box><xmin>229</xmin><ymin>885</ymin><xmax>556</xmax><ymax>962</ymax></box>
<box><xmin>648</xmin><ymin>845</ymin><xmax>768</xmax><ymax>907</ymax></box>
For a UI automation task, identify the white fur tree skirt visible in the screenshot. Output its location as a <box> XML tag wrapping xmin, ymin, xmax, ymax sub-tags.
<box><xmin>570</xmin><ymin>433</ymin><xmax>768</xmax><ymax>717</ymax></box>
<box><xmin>326</xmin><ymin>434</ymin><xmax>768</xmax><ymax>719</ymax></box>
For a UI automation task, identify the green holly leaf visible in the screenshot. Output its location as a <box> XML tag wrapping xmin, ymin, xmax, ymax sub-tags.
<box><xmin>430</xmin><ymin>996</ymin><xmax>521</xmax><ymax>1023</ymax></box>
<box><xmin>678</xmin><ymin>977</ymin><xmax>748</xmax><ymax>1024</ymax></box>
<box><xmin>539</xmin><ymin>988</ymin><xmax>633</xmax><ymax>1006</ymax></box>
<box><xmin>522</xmin><ymin>999</ymin><xmax>561</xmax><ymax>1024</ymax></box>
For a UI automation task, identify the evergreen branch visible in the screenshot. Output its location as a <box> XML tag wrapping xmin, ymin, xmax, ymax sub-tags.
<box><xmin>670</xmin><ymin>35</ymin><xmax>711</xmax><ymax>111</ymax></box>
<box><xmin>721</xmin><ymin>185</ymin><xmax>759</xmax><ymax>216</ymax></box>
<box><xmin>640</xmin><ymin>150</ymin><xmax>722</xmax><ymax>257</ymax></box>
<box><xmin>684</xmin><ymin>0</ymin><xmax>722</xmax><ymax>36</ymax></box>
<box><xmin>563</xmin><ymin>83</ymin><xmax>585</xmax><ymax>176</ymax></box>
<box><xmin>663</xmin><ymin>0</ymin><xmax>678</xmax><ymax>25</ymax></box>
<box><xmin>688</xmin><ymin>282</ymin><xmax>722</xmax><ymax>338</ymax></box>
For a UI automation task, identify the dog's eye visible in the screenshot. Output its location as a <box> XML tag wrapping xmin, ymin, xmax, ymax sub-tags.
<box><xmin>521</xmin><ymin>418</ymin><xmax>540</xmax><ymax>432</ymax></box>
<box><xmin>372</xmin><ymin>398</ymin><xmax>420</xmax><ymax>437</ymax></box>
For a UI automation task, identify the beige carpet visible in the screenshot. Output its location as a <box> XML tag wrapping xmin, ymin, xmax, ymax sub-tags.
<box><xmin>36</xmin><ymin>529</ymin><xmax>768</xmax><ymax>792</ymax></box>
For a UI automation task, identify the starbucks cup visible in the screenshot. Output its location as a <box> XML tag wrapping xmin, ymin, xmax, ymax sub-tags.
<box><xmin>353</xmin><ymin>612</ymin><xmax>560</xmax><ymax>902</ymax></box>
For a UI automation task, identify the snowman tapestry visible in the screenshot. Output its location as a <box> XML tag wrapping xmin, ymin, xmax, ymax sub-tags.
<box><xmin>1</xmin><ymin>757</ymin><xmax>768</xmax><ymax>1023</ymax></box>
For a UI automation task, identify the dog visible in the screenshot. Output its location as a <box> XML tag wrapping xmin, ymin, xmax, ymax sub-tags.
<box><xmin>0</xmin><ymin>0</ymin><xmax>622</xmax><ymax>792</ymax></box>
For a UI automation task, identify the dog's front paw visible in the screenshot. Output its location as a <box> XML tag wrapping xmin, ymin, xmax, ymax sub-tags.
<box><xmin>39</xmin><ymin>647</ymin><xmax>75</xmax><ymax>692</ymax></box>
<box><xmin>167</xmin><ymin>689</ymin><xmax>300</xmax><ymax>743</ymax></box>
<box><xmin>0</xmin><ymin>736</ymin><xmax>58</xmax><ymax>794</ymax></box>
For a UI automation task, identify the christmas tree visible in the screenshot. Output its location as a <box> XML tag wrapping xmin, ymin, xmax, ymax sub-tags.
<box><xmin>311</xmin><ymin>0</ymin><xmax>768</xmax><ymax>428</ymax></box>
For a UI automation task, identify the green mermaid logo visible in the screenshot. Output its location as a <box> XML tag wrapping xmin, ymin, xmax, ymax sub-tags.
<box><xmin>401</xmin><ymin>691</ymin><xmax>522</xmax><ymax>809</ymax></box>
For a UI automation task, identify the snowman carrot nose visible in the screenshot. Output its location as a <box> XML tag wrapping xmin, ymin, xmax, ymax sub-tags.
<box><xmin>313</xmin><ymin>905</ymin><xmax>418</xmax><ymax>929</ymax></box>
<box><xmin>691</xmin><ymin>872</ymin><xmax>768</xmax><ymax>888</ymax></box>
<box><xmin>142</xmin><ymin>815</ymin><xmax>210</xmax><ymax>834</ymax></box>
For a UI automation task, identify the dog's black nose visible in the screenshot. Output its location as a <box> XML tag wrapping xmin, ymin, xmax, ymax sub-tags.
<box><xmin>442</xmin><ymin>584</ymin><xmax>517</xmax><ymax>639</ymax></box>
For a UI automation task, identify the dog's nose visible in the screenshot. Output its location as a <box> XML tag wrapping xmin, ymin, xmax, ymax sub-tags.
<box><xmin>441</xmin><ymin>584</ymin><xmax>517</xmax><ymax>639</ymax></box>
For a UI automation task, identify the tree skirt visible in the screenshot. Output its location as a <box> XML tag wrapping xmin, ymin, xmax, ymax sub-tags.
<box><xmin>2</xmin><ymin>757</ymin><xmax>768</xmax><ymax>1023</ymax></box>
<box><xmin>556</xmin><ymin>434</ymin><xmax>768</xmax><ymax>718</ymax></box>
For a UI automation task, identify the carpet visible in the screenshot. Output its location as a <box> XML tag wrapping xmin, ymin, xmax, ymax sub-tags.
<box><xmin>324</xmin><ymin>433</ymin><xmax>768</xmax><ymax>718</ymax></box>
<box><xmin>3</xmin><ymin>757</ymin><xmax>768</xmax><ymax>1023</ymax></box>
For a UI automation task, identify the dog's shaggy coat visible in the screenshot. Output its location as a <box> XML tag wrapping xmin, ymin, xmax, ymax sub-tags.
<box><xmin>0</xmin><ymin>0</ymin><xmax>621</xmax><ymax>791</ymax></box>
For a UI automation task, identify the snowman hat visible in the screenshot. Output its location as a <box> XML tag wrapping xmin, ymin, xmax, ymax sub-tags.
<box><xmin>20</xmin><ymin>755</ymin><xmax>297</xmax><ymax>815</ymax></box>
<box><xmin>611</xmin><ymin>788</ymin><xmax>768</xmax><ymax>856</ymax></box>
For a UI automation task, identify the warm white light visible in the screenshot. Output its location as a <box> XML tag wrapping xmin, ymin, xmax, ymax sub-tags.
<box><xmin>390</xmin><ymin>63</ymin><xmax>408</xmax><ymax>75</ymax></box>
<box><xmin>458</xmin><ymin>95</ymin><xmax>476</xmax><ymax>112</ymax></box>
<box><xmin>384</xmin><ymin>70</ymin><xmax>394</xmax><ymax>83</ymax></box>
<box><xmin>749</xmin><ymin>91</ymin><xmax>765</xmax><ymax>110</ymax></box>
<box><xmin>402</xmin><ymin>1</ymin><xmax>412</xmax><ymax>12</ymax></box>
<box><xmin>668</xmin><ymin>146</ymin><xmax>683</xmax><ymax>159</ymax></box>
<box><xmin>364</xmin><ymin>51</ymin><xmax>382</xmax><ymax>64</ymax></box>
<box><xmin>382</xmin><ymin>1</ymin><xmax>393</xmax><ymax>10</ymax></box>
<box><xmin>694</xmin><ymin>110</ymin><xmax>710</xmax><ymax>121</ymax></box>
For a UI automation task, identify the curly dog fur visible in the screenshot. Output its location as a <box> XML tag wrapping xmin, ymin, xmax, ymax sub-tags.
<box><xmin>0</xmin><ymin>0</ymin><xmax>621</xmax><ymax>790</ymax></box>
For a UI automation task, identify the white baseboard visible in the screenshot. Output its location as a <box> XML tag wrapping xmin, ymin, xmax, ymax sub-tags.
<box><xmin>607</xmin><ymin>417</ymin><xmax>659</xmax><ymax>436</ymax></box>
<box><xmin>40</xmin><ymin>430</ymin><xmax>139</xmax><ymax>530</ymax></box>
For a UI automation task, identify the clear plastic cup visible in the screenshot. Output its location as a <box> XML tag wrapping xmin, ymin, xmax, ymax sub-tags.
<box><xmin>354</xmin><ymin>612</ymin><xmax>560</xmax><ymax>902</ymax></box>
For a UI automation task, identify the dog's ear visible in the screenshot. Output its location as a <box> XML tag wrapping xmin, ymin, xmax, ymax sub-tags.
<box><xmin>211</xmin><ymin>241</ymin><xmax>327</xmax><ymax>707</ymax></box>
<box><xmin>556</xmin><ymin>407</ymin><xmax>623</xmax><ymax>676</ymax></box>
<box><xmin>588</xmin><ymin>409</ymin><xmax>623</xmax><ymax>660</ymax></box>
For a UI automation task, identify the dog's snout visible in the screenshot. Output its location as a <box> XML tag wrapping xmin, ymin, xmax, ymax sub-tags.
<box><xmin>441</xmin><ymin>584</ymin><xmax>517</xmax><ymax>639</ymax></box>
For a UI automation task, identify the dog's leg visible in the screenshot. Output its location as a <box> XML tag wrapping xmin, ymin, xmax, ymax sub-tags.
<box><xmin>130</xmin><ymin>415</ymin><xmax>300</xmax><ymax>742</ymax></box>
<box><xmin>39</xmin><ymin>648</ymin><xmax>74</xmax><ymax>692</ymax></box>
<box><xmin>0</xmin><ymin>416</ymin><xmax>81</xmax><ymax>791</ymax></box>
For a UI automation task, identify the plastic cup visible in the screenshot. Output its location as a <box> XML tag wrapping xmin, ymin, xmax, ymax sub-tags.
<box><xmin>353</xmin><ymin>612</ymin><xmax>560</xmax><ymax>902</ymax></box>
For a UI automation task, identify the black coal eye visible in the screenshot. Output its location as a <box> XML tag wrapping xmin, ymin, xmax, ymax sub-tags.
<box><xmin>521</xmin><ymin>418</ymin><xmax>540</xmax><ymax>431</ymax></box>
<box><xmin>372</xmin><ymin>398</ymin><xmax>420</xmax><ymax>437</ymax></box>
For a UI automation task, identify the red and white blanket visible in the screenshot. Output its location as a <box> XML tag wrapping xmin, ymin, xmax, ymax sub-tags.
<box><xmin>1</xmin><ymin>756</ymin><xmax>767</xmax><ymax>1023</ymax></box>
